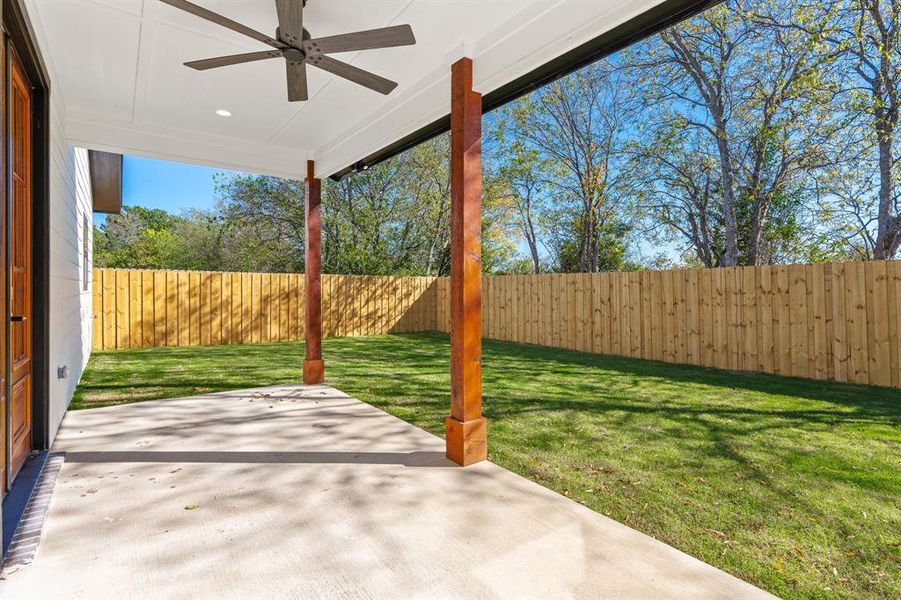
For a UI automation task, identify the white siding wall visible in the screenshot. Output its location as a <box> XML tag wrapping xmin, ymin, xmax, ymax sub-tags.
<box><xmin>47</xmin><ymin>93</ymin><xmax>92</xmax><ymax>442</ymax></box>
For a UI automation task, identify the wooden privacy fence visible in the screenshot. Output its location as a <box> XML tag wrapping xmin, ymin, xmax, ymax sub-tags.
<box><xmin>92</xmin><ymin>268</ymin><xmax>437</xmax><ymax>351</ymax></box>
<box><xmin>437</xmin><ymin>261</ymin><xmax>901</xmax><ymax>388</ymax></box>
<box><xmin>95</xmin><ymin>262</ymin><xmax>901</xmax><ymax>388</ymax></box>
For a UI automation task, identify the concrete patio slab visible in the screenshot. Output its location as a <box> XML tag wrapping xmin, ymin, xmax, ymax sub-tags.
<box><xmin>0</xmin><ymin>384</ymin><xmax>773</xmax><ymax>599</ymax></box>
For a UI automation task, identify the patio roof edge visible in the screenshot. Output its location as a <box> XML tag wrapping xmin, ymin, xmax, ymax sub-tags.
<box><xmin>327</xmin><ymin>0</ymin><xmax>722</xmax><ymax>182</ymax></box>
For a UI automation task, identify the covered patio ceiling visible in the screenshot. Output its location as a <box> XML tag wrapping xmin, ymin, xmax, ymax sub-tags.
<box><xmin>25</xmin><ymin>0</ymin><xmax>713</xmax><ymax>180</ymax></box>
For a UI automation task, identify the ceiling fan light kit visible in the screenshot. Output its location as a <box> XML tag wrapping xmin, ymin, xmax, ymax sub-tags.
<box><xmin>160</xmin><ymin>0</ymin><xmax>416</xmax><ymax>102</ymax></box>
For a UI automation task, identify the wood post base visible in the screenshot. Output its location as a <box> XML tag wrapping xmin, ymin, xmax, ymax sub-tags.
<box><xmin>303</xmin><ymin>359</ymin><xmax>325</xmax><ymax>384</ymax></box>
<box><xmin>445</xmin><ymin>416</ymin><xmax>487</xmax><ymax>466</ymax></box>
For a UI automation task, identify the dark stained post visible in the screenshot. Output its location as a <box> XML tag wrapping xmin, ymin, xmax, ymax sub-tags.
<box><xmin>303</xmin><ymin>159</ymin><xmax>325</xmax><ymax>384</ymax></box>
<box><xmin>446</xmin><ymin>57</ymin><xmax>486</xmax><ymax>465</ymax></box>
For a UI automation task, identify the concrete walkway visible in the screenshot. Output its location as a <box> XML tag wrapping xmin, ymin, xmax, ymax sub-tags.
<box><xmin>1</xmin><ymin>384</ymin><xmax>772</xmax><ymax>599</ymax></box>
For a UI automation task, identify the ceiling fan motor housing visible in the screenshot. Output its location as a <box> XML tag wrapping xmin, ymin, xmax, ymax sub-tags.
<box><xmin>283</xmin><ymin>47</ymin><xmax>306</xmax><ymax>64</ymax></box>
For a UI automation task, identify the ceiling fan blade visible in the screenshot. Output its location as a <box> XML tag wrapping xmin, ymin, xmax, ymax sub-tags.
<box><xmin>286</xmin><ymin>60</ymin><xmax>309</xmax><ymax>102</ymax></box>
<box><xmin>307</xmin><ymin>24</ymin><xmax>415</xmax><ymax>54</ymax></box>
<box><xmin>185</xmin><ymin>50</ymin><xmax>283</xmax><ymax>71</ymax></box>
<box><xmin>275</xmin><ymin>0</ymin><xmax>304</xmax><ymax>46</ymax></box>
<box><xmin>159</xmin><ymin>0</ymin><xmax>286</xmax><ymax>49</ymax></box>
<box><xmin>310</xmin><ymin>55</ymin><xmax>397</xmax><ymax>95</ymax></box>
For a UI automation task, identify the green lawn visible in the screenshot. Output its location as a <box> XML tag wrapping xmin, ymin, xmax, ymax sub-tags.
<box><xmin>74</xmin><ymin>333</ymin><xmax>900</xmax><ymax>599</ymax></box>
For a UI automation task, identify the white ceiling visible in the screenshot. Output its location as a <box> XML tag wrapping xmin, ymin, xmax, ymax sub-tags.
<box><xmin>26</xmin><ymin>0</ymin><xmax>666</xmax><ymax>179</ymax></box>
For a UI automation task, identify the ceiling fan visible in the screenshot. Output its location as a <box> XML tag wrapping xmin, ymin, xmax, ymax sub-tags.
<box><xmin>159</xmin><ymin>0</ymin><xmax>416</xmax><ymax>102</ymax></box>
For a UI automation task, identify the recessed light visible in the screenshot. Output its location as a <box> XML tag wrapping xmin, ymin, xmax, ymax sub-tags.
<box><xmin>215</xmin><ymin>109</ymin><xmax>232</xmax><ymax>117</ymax></box>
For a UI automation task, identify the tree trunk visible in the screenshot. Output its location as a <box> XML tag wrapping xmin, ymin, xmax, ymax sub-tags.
<box><xmin>874</xmin><ymin>127</ymin><xmax>899</xmax><ymax>259</ymax></box>
<box><xmin>525</xmin><ymin>216</ymin><xmax>541</xmax><ymax>273</ymax></box>
<box><xmin>747</xmin><ymin>199</ymin><xmax>766</xmax><ymax>266</ymax></box>
<box><xmin>714</xmin><ymin>132</ymin><xmax>739</xmax><ymax>266</ymax></box>
<box><xmin>578</xmin><ymin>213</ymin><xmax>592</xmax><ymax>272</ymax></box>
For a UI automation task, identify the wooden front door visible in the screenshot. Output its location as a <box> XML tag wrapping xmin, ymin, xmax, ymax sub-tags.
<box><xmin>8</xmin><ymin>49</ymin><xmax>32</xmax><ymax>482</ymax></box>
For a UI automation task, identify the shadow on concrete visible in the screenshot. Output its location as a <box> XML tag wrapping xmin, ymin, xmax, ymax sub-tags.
<box><xmin>62</xmin><ymin>450</ymin><xmax>453</xmax><ymax>468</ymax></box>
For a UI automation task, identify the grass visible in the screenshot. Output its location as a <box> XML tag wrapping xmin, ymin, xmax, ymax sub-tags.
<box><xmin>74</xmin><ymin>333</ymin><xmax>900</xmax><ymax>599</ymax></box>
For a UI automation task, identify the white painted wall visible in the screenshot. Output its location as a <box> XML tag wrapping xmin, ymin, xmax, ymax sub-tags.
<box><xmin>47</xmin><ymin>91</ymin><xmax>93</xmax><ymax>442</ymax></box>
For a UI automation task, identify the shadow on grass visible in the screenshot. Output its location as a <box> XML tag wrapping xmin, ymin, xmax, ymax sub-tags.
<box><xmin>323</xmin><ymin>333</ymin><xmax>901</xmax><ymax>425</ymax></box>
<box><xmin>77</xmin><ymin>332</ymin><xmax>900</xmax><ymax>454</ymax></box>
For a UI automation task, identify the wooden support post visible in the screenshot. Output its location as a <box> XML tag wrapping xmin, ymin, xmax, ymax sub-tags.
<box><xmin>446</xmin><ymin>57</ymin><xmax>486</xmax><ymax>466</ymax></box>
<box><xmin>303</xmin><ymin>159</ymin><xmax>324</xmax><ymax>384</ymax></box>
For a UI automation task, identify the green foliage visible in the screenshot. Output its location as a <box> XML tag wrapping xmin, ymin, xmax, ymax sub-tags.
<box><xmin>556</xmin><ymin>220</ymin><xmax>630</xmax><ymax>273</ymax></box>
<box><xmin>94</xmin><ymin>206</ymin><xmax>182</xmax><ymax>269</ymax></box>
<box><xmin>214</xmin><ymin>174</ymin><xmax>306</xmax><ymax>272</ymax></box>
<box><xmin>322</xmin><ymin>137</ymin><xmax>448</xmax><ymax>275</ymax></box>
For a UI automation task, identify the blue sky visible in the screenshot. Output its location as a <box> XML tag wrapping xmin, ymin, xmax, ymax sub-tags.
<box><xmin>95</xmin><ymin>155</ymin><xmax>237</xmax><ymax>225</ymax></box>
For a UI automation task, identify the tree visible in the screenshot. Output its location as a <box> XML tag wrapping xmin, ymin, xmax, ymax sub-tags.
<box><xmin>809</xmin><ymin>152</ymin><xmax>882</xmax><ymax>259</ymax></box>
<box><xmin>323</xmin><ymin>136</ymin><xmax>452</xmax><ymax>275</ymax></box>
<box><xmin>214</xmin><ymin>174</ymin><xmax>306</xmax><ymax>272</ymax></box>
<box><xmin>170</xmin><ymin>210</ymin><xmax>229</xmax><ymax>271</ymax></box>
<box><xmin>503</xmin><ymin>62</ymin><xmax>633</xmax><ymax>273</ymax></box>
<box><xmin>628</xmin><ymin>0</ymin><xmax>842</xmax><ymax>265</ymax></box>
<box><xmin>406</xmin><ymin>136</ymin><xmax>453</xmax><ymax>275</ymax></box>
<box><xmin>324</xmin><ymin>134</ymin><xmax>517</xmax><ymax>275</ymax></box>
<box><xmin>489</xmin><ymin>128</ymin><xmax>548</xmax><ymax>273</ymax></box>
<box><xmin>94</xmin><ymin>206</ymin><xmax>182</xmax><ymax>268</ymax></box>
<box><xmin>844</xmin><ymin>0</ymin><xmax>901</xmax><ymax>258</ymax></box>
<box><xmin>816</xmin><ymin>0</ymin><xmax>901</xmax><ymax>258</ymax></box>
<box><xmin>629</xmin><ymin>128</ymin><xmax>725</xmax><ymax>267</ymax></box>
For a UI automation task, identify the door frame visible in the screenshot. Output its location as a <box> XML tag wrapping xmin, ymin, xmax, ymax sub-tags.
<box><xmin>1</xmin><ymin>0</ymin><xmax>51</xmax><ymax>494</ymax></box>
